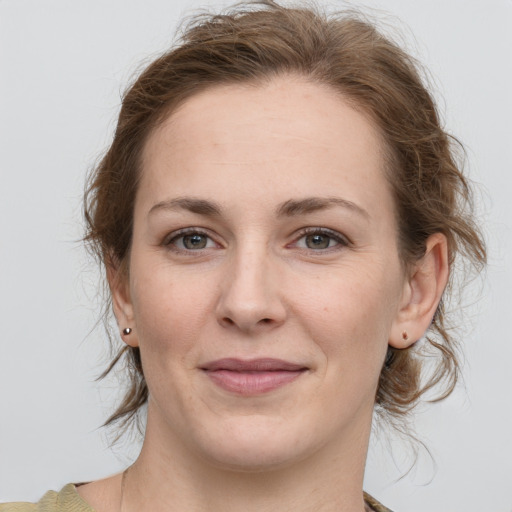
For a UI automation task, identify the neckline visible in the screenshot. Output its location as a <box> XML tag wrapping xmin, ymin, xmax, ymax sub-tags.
<box><xmin>65</xmin><ymin>483</ymin><xmax>389</xmax><ymax>512</ymax></box>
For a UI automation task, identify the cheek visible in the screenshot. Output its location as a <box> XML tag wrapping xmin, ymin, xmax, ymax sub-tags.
<box><xmin>292</xmin><ymin>265</ymin><xmax>401</xmax><ymax>368</ymax></box>
<box><xmin>130</xmin><ymin>261</ymin><xmax>216</xmax><ymax>360</ymax></box>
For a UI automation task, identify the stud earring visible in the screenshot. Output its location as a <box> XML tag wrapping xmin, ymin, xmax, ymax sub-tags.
<box><xmin>123</xmin><ymin>327</ymin><xmax>132</xmax><ymax>335</ymax></box>
<box><xmin>401</xmin><ymin>331</ymin><xmax>409</xmax><ymax>342</ymax></box>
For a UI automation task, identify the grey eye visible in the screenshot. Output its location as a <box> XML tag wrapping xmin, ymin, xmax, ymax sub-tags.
<box><xmin>305</xmin><ymin>233</ymin><xmax>332</xmax><ymax>249</ymax></box>
<box><xmin>182</xmin><ymin>234</ymin><xmax>208</xmax><ymax>249</ymax></box>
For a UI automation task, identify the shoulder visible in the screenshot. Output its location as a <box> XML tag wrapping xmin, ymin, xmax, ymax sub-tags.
<box><xmin>0</xmin><ymin>503</ymin><xmax>37</xmax><ymax>512</ymax></box>
<box><xmin>364</xmin><ymin>491</ymin><xmax>394</xmax><ymax>512</ymax></box>
<box><xmin>0</xmin><ymin>485</ymin><xmax>95</xmax><ymax>512</ymax></box>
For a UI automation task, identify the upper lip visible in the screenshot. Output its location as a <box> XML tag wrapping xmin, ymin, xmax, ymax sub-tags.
<box><xmin>201</xmin><ymin>358</ymin><xmax>307</xmax><ymax>372</ymax></box>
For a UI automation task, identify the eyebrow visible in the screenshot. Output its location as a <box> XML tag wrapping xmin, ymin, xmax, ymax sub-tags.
<box><xmin>149</xmin><ymin>197</ymin><xmax>223</xmax><ymax>217</ymax></box>
<box><xmin>148</xmin><ymin>196</ymin><xmax>369</xmax><ymax>219</ymax></box>
<box><xmin>276</xmin><ymin>197</ymin><xmax>370</xmax><ymax>219</ymax></box>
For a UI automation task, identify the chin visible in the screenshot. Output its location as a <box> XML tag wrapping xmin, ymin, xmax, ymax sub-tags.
<box><xmin>191</xmin><ymin>415</ymin><xmax>320</xmax><ymax>473</ymax></box>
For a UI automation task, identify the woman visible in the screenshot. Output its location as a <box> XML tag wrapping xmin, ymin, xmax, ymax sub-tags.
<box><xmin>1</xmin><ymin>1</ymin><xmax>486</xmax><ymax>511</ymax></box>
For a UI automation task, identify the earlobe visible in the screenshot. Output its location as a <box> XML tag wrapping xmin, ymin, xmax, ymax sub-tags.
<box><xmin>106</xmin><ymin>258</ymin><xmax>139</xmax><ymax>348</ymax></box>
<box><xmin>390</xmin><ymin>233</ymin><xmax>449</xmax><ymax>349</ymax></box>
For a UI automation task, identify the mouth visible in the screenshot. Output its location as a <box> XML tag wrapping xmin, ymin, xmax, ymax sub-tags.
<box><xmin>200</xmin><ymin>358</ymin><xmax>308</xmax><ymax>395</ymax></box>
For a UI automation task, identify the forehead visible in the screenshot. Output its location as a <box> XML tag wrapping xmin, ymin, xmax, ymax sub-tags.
<box><xmin>138</xmin><ymin>75</ymin><xmax>392</xmax><ymax>218</ymax></box>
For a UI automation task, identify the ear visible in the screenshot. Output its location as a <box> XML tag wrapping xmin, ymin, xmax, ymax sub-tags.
<box><xmin>390</xmin><ymin>233</ymin><xmax>449</xmax><ymax>349</ymax></box>
<box><xmin>107</xmin><ymin>257</ymin><xmax>139</xmax><ymax>348</ymax></box>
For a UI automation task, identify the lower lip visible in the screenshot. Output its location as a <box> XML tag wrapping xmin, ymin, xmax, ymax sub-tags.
<box><xmin>204</xmin><ymin>370</ymin><xmax>305</xmax><ymax>395</ymax></box>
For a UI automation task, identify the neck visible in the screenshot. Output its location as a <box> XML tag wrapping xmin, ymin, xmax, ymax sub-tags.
<box><xmin>122</xmin><ymin>405</ymin><xmax>371</xmax><ymax>512</ymax></box>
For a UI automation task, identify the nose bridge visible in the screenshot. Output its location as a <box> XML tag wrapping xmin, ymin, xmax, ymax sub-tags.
<box><xmin>216</xmin><ymin>237</ymin><xmax>285</xmax><ymax>332</ymax></box>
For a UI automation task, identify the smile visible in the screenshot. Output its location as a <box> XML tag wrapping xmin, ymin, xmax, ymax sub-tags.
<box><xmin>200</xmin><ymin>358</ymin><xmax>308</xmax><ymax>395</ymax></box>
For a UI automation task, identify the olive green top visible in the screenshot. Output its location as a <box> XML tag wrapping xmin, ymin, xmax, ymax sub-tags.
<box><xmin>0</xmin><ymin>485</ymin><xmax>93</xmax><ymax>512</ymax></box>
<box><xmin>0</xmin><ymin>484</ymin><xmax>392</xmax><ymax>512</ymax></box>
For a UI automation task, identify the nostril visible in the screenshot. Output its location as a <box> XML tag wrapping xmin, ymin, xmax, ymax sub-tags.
<box><xmin>260</xmin><ymin>318</ymin><xmax>272</xmax><ymax>324</ymax></box>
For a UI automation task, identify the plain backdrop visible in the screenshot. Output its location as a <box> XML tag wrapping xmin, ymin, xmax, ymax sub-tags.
<box><xmin>1</xmin><ymin>0</ymin><xmax>511</xmax><ymax>510</ymax></box>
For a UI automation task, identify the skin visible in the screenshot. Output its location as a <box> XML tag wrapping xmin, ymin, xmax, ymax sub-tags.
<box><xmin>78</xmin><ymin>75</ymin><xmax>448</xmax><ymax>512</ymax></box>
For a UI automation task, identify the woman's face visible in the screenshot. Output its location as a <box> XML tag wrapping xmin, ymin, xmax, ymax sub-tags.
<box><xmin>116</xmin><ymin>76</ymin><xmax>411</xmax><ymax>470</ymax></box>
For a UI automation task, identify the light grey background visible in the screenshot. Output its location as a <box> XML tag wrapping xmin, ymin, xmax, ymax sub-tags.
<box><xmin>1</xmin><ymin>1</ymin><xmax>511</xmax><ymax>510</ymax></box>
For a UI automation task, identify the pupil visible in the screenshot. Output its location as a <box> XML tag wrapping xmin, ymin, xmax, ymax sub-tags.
<box><xmin>306</xmin><ymin>234</ymin><xmax>329</xmax><ymax>249</ymax></box>
<box><xmin>184</xmin><ymin>234</ymin><xmax>206</xmax><ymax>249</ymax></box>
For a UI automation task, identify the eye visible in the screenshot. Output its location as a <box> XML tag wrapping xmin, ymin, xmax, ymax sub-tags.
<box><xmin>293</xmin><ymin>229</ymin><xmax>348</xmax><ymax>251</ymax></box>
<box><xmin>166</xmin><ymin>230</ymin><xmax>217</xmax><ymax>251</ymax></box>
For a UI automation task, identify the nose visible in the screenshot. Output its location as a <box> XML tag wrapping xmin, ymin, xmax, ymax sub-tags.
<box><xmin>215</xmin><ymin>244</ymin><xmax>287</xmax><ymax>334</ymax></box>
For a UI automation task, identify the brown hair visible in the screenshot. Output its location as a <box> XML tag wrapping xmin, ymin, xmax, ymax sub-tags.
<box><xmin>84</xmin><ymin>0</ymin><xmax>486</xmax><ymax>433</ymax></box>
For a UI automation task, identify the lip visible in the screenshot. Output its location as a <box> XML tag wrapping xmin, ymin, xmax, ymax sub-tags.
<box><xmin>201</xmin><ymin>358</ymin><xmax>308</xmax><ymax>395</ymax></box>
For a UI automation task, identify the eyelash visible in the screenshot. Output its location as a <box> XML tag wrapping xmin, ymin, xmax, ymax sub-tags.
<box><xmin>291</xmin><ymin>227</ymin><xmax>350</xmax><ymax>252</ymax></box>
<box><xmin>163</xmin><ymin>227</ymin><xmax>350</xmax><ymax>254</ymax></box>
<box><xmin>164</xmin><ymin>228</ymin><xmax>219</xmax><ymax>253</ymax></box>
